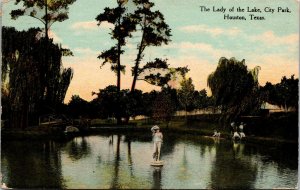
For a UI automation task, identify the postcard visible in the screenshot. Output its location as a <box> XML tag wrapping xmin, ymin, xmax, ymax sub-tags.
<box><xmin>1</xmin><ymin>0</ymin><xmax>298</xmax><ymax>189</ymax></box>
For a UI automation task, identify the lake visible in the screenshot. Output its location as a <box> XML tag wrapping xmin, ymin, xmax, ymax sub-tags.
<box><xmin>1</xmin><ymin>132</ymin><xmax>298</xmax><ymax>189</ymax></box>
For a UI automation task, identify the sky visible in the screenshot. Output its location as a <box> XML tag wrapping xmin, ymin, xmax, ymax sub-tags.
<box><xmin>2</xmin><ymin>0</ymin><xmax>299</xmax><ymax>103</ymax></box>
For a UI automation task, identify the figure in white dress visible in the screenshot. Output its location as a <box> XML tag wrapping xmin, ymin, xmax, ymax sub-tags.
<box><xmin>151</xmin><ymin>125</ymin><xmax>163</xmax><ymax>161</ymax></box>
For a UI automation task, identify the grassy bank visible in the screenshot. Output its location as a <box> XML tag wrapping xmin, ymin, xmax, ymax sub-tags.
<box><xmin>89</xmin><ymin>117</ymin><xmax>298</xmax><ymax>145</ymax></box>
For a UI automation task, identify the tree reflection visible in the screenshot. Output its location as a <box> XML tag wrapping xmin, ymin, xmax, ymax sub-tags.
<box><xmin>210</xmin><ymin>141</ymin><xmax>258</xmax><ymax>189</ymax></box>
<box><xmin>158</xmin><ymin>133</ymin><xmax>176</xmax><ymax>157</ymax></box>
<box><xmin>65</xmin><ymin>137</ymin><xmax>91</xmax><ymax>160</ymax></box>
<box><xmin>110</xmin><ymin>135</ymin><xmax>121</xmax><ymax>189</ymax></box>
<box><xmin>127</xmin><ymin>137</ymin><xmax>134</xmax><ymax>177</ymax></box>
<box><xmin>177</xmin><ymin>145</ymin><xmax>190</xmax><ymax>181</ymax></box>
<box><xmin>243</xmin><ymin>143</ymin><xmax>298</xmax><ymax>170</ymax></box>
<box><xmin>1</xmin><ymin>140</ymin><xmax>64</xmax><ymax>188</ymax></box>
<box><xmin>151</xmin><ymin>166</ymin><xmax>162</xmax><ymax>189</ymax></box>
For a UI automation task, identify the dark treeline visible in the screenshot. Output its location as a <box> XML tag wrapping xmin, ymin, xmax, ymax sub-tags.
<box><xmin>66</xmin><ymin>85</ymin><xmax>213</xmax><ymax>122</ymax></box>
<box><xmin>65</xmin><ymin>62</ymin><xmax>298</xmax><ymax>125</ymax></box>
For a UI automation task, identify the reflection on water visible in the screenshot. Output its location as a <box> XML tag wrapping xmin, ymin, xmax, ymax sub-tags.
<box><xmin>152</xmin><ymin>166</ymin><xmax>162</xmax><ymax>189</ymax></box>
<box><xmin>1</xmin><ymin>133</ymin><xmax>298</xmax><ymax>189</ymax></box>
<box><xmin>66</xmin><ymin>137</ymin><xmax>91</xmax><ymax>161</ymax></box>
<box><xmin>211</xmin><ymin>141</ymin><xmax>257</xmax><ymax>189</ymax></box>
<box><xmin>1</xmin><ymin>141</ymin><xmax>64</xmax><ymax>188</ymax></box>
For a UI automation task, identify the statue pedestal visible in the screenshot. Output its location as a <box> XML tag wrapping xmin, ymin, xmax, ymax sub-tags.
<box><xmin>151</xmin><ymin>160</ymin><xmax>164</xmax><ymax>166</ymax></box>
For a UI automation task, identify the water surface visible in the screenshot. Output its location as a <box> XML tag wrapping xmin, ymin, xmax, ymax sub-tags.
<box><xmin>1</xmin><ymin>133</ymin><xmax>298</xmax><ymax>189</ymax></box>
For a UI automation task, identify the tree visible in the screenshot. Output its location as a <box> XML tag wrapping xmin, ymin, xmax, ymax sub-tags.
<box><xmin>261</xmin><ymin>75</ymin><xmax>298</xmax><ymax>111</ymax></box>
<box><xmin>124</xmin><ymin>89</ymin><xmax>144</xmax><ymax>119</ymax></box>
<box><xmin>92</xmin><ymin>85</ymin><xmax>121</xmax><ymax>119</ymax></box>
<box><xmin>277</xmin><ymin>75</ymin><xmax>298</xmax><ymax>111</ymax></box>
<box><xmin>193</xmin><ymin>89</ymin><xmax>212</xmax><ymax>109</ymax></box>
<box><xmin>96</xmin><ymin>0</ymin><xmax>137</xmax><ymax>124</ymax></box>
<box><xmin>10</xmin><ymin>0</ymin><xmax>75</xmax><ymax>109</ymax></box>
<box><xmin>96</xmin><ymin>0</ymin><xmax>136</xmax><ymax>91</ymax></box>
<box><xmin>11</xmin><ymin>0</ymin><xmax>76</xmax><ymax>39</ymax></box>
<box><xmin>141</xmin><ymin>90</ymin><xmax>159</xmax><ymax>117</ymax></box>
<box><xmin>207</xmin><ymin>57</ymin><xmax>260</xmax><ymax>122</ymax></box>
<box><xmin>177</xmin><ymin>77</ymin><xmax>195</xmax><ymax>119</ymax></box>
<box><xmin>2</xmin><ymin>27</ymin><xmax>73</xmax><ymax>128</ymax></box>
<box><xmin>152</xmin><ymin>90</ymin><xmax>176</xmax><ymax>127</ymax></box>
<box><xmin>92</xmin><ymin>85</ymin><xmax>145</xmax><ymax>122</ymax></box>
<box><xmin>130</xmin><ymin>0</ymin><xmax>172</xmax><ymax>92</ymax></box>
<box><xmin>67</xmin><ymin>95</ymin><xmax>90</xmax><ymax>118</ymax></box>
<box><xmin>96</xmin><ymin>1</ymin><xmax>188</xmax><ymax>123</ymax></box>
<box><xmin>137</xmin><ymin>58</ymin><xmax>189</xmax><ymax>88</ymax></box>
<box><xmin>9</xmin><ymin>0</ymin><xmax>75</xmax><ymax>125</ymax></box>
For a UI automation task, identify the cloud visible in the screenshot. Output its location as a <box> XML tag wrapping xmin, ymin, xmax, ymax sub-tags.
<box><xmin>73</xmin><ymin>47</ymin><xmax>98</xmax><ymax>56</ymax></box>
<box><xmin>250</xmin><ymin>31</ymin><xmax>299</xmax><ymax>46</ymax></box>
<box><xmin>71</xmin><ymin>21</ymin><xmax>113</xmax><ymax>31</ymax></box>
<box><xmin>247</xmin><ymin>54</ymin><xmax>299</xmax><ymax>85</ymax></box>
<box><xmin>2</xmin><ymin>0</ymin><xmax>11</xmax><ymax>3</ymax></box>
<box><xmin>179</xmin><ymin>24</ymin><xmax>241</xmax><ymax>37</ymax></box>
<box><xmin>167</xmin><ymin>42</ymin><xmax>233</xmax><ymax>59</ymax></box>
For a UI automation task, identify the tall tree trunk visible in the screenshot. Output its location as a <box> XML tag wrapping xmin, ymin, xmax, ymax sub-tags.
<box><xmin>131</xmin><ymin>13</ymin><xmax>146</xmax><ymax>92</ymax></box>
<box><xmin>115</xmin><ymin>4</ymin><xmax>122</xmax><ymax>125</ymax></box>
<box><xmin>127</xmin><ymin>42</ymin><xmax>144</xmax><ymax>124</ymax></box>
<box><xmin>127</xmin><ymin>16</ymin><xmax>146</xmax><ymax>125</ymax></box>
<box><xmin>116</xmin><ymin>41</ymin><xmax>122</xmax><ymax>124</ymax></box>
<box><xmin>185</xmin><ymin>104</ymin><xmax>187</xmax><ymax>123</ymax></box>
<box><xmin>116</xmin><ymin>10</ymin><xmax>121</xmax><ymax>92</ymax></box>
<box><xmin>45</xmin><ymin>0</ymin><xmax>49</xmax><ymax>40</ymax></box>
<box><xmin>117</xmin><ymin>43</ymin><xmax>121</xmax><ymax>91</ymax></box>
<box><xmin>284</xmin><ymin>101</ymin><xmax>287</xmax><ymax>112</ymax></box>
<box><xmin>131</xmin><ymin>40</ymin><xmax>144</xmax><ymax>92</ymax></box>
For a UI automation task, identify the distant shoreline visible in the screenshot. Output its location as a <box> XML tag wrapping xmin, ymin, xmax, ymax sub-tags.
<box><xmin>1</xmin><ymin>124</ymin><xmax>297</xmax><ymax>146</ymax></box>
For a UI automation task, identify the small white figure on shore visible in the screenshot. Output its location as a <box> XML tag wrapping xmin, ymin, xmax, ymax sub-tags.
<box><xmin>239</xmin><ymin>122</ymin><xmax>244</xmax><ymax>132</ymax></box>
<box><xmin>1</xmin><ymin>183</ymin><xmax>8</xmax><ymax>189</ymax></box>
<box><xmin>230</xmin><ymin>122</ymin><xmax>236</xmax><ymax>134</ymax></box>
<box><xmin>212</xmin><ymin>130</ymin><xmax>221</xmax><ymax>138</ymax></box>
<box><xmin>238</xmin><ymin>122</ymin><xmax>246</xmax><ymax>139</ymax></box>
<box><xmin>151</xmin><ymin>125</ymin><xmax>163</xmax><ymax>162</ymax></box>
<box><xmin>240</xmin><ymin>131</ymin><xmax>246</xmax><ymax>139</ymax></box>
<box><xmin>232</xmin><ymin>131</ymin><xmax>241</xmax><ymax>140</ymax></box>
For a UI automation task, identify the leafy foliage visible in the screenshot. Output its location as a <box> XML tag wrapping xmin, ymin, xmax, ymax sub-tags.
<box><xmin>137</xmin><ymin>58</ymin><xmax>189</xmax><ymax>87</ymax></box>
<box><xmin>11</xmin><ymin>0</ymin><xmax>76</xmax><ymax>38</ymax></box>
<box><xmin>96</xmin><ymin>1</ymin><xmax>136</xmax><ymax>89</ymax></box>
<box><xmin>152</xmin><ymin>89</ymin><xmax>176</xmax><ymax>123</ymax></box>
<box><xmin>91</xmin><ymin>86</ymin><xmax>144</xmax><ymax>120</ymax></box>
<box><xmin>68</xmin><ymin>95</ymin><xmax>90</xmax><ymax>118</ymax></box>
<box><xmin>130</xmin><ymin>0</ymin><xmax>172</xmax><ymax>91</ymax></box>
<box><xmin>207</xmin><ymin>57</ymin><xmax>260</xmax><ymax>122</ymax></box>
<box><xmin>2</xmin><ymin>27</ymin><xmax>73</xmax><ymax>128</ymax></box>
<box><xmin>261</xmin><ymin>75</ymin><xmax>298</xmax><ymax>111</ymax></box>
<box><xmin>192</xmin><ymin>89</ymin><xmax>214</xmax><ymax>110</ymax></box>
<box><xmin>177</xmin><ymin>77</ymin><xmax>195</xmax><ymax>115</ymax></box>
